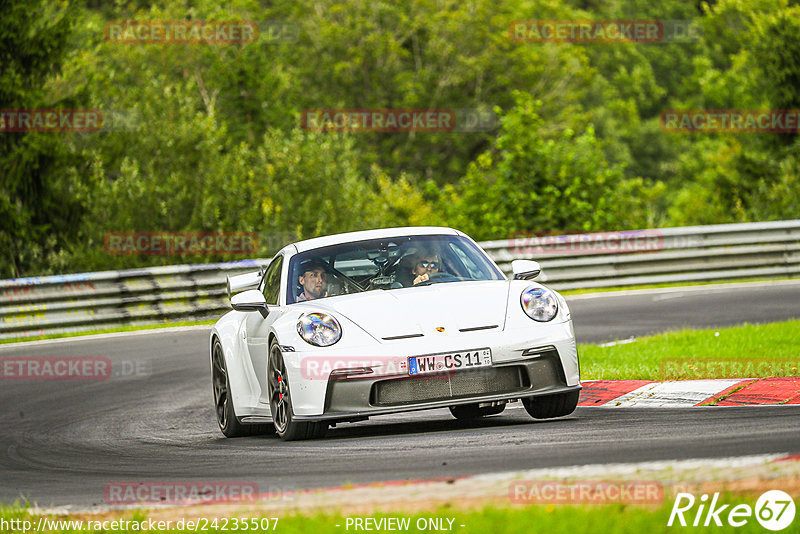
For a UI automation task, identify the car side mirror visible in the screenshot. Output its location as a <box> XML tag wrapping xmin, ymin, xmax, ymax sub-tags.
<box><xmin>511</xmin><ymin>259</ymin><xmax>541</xmax><ymax>280</ymax></box>
<box><xmin>226</xmin><ymin>271</ymin><xmax>263</xmax><ymax>299</ymax></box>
<box><xmin>230</xmin><ymin>289</ymin><xmax>269</xmax><ymax>318</ymax></box>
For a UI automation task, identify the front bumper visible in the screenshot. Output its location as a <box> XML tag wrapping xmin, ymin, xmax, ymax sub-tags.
<box><xmin>292</xmin><ymin>346</ymin><xmax>579</xmax><ymax>422</ymax></box>
<box><xmin>280</xmin><ymin>317</ymin><xmax>579</xmax><ymax>421</ymax></box>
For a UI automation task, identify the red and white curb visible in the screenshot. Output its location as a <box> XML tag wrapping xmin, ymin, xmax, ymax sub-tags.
<box><xmin>579</xmin><ymin>377</ymin><xmax>800</xmax><ymax>407</ymax></box>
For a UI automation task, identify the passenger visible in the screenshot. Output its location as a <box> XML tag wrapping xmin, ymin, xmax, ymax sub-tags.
<box><xmin>297</xmin><ymin>259</ymin><xmax>329</xmax><ymax>302</ymax></box>
<box><xmin>412</xmin><ymin>249</ymin><xmax>442</xmax><ymax>285</ymax></box>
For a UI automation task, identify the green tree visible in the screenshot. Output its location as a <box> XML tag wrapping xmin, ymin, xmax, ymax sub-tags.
<box><xmin>0</xmin><ymin>0</ymin><xmax>82</xmax><ymax>277</ymax></box>
<box><xmin>440</xmin><ymin>92</ymin><xmax>659</xmax><ymax>240</ymax></box>
<box><xmin>664</xmin><ymin>0</ymin><xmax>800</xmax><ymax>224</ymax></box>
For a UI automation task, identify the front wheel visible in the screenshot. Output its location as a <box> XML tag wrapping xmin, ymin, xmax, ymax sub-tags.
<box><xmin>522</xmin><ymin>390</ymin><xmax>580</xmax><ymax>419</ymax></box>
<box><xmin>212</xmin><ymin>339</ymin><xmax>273</xmax><ymax>437</ymax></box>
<box><xmin>268</xmin><ymin>340</ymin><xmax>328</xmax><ymax>441</ymax></box>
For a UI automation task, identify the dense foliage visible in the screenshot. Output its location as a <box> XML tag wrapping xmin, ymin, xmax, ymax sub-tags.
<box><xmin>1</xmin><ymin>0</ymin><xmax>798</xmax><ymax>277</ymax></box>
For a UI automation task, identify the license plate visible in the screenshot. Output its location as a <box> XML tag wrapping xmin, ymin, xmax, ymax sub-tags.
<box><xmin>408</xmin><ymin>348</ymin><xmax>492</xmax><ymax>375</ymax></box>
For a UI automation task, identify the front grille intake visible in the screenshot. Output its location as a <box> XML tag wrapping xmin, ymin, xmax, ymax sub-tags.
<box><xmin>371</xmin><ymin>365</ymin><xmax>528</xmax><ymax>406</ymax></box>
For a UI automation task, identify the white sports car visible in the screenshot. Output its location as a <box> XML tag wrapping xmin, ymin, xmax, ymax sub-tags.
<box><xmin>210</xmin><ymin>227</ymin><xmax>580</xmax><ymax>440</ymax></box>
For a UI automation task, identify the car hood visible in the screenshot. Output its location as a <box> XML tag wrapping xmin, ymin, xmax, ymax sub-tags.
<box><xmin>310</xmin><ymin>280</ymin><xmax>512</xmax><ymax>341</ymax></box>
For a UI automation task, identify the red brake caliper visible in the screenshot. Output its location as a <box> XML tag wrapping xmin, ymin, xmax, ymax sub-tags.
<box><xmin>278</xmin><ymin>375</ymin><xmax>283</xmax><ymax>401</ymax></box>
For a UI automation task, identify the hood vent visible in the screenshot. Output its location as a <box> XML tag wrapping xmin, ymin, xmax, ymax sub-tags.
<box><xmin>459</xmin><ymin>325</ymin><xmax>498</xmax><ymax>332</ymax></box>
<box><xmin>382</xmin><ymin>333</ymin><xmax>425</xmax><ymax>341</ymax></box>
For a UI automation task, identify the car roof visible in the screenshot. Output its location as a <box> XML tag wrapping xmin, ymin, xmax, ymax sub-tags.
<box><xmin>291</xmin><ymin>226</ymin><xmax>463</xmax><ymax>253</ymax></box>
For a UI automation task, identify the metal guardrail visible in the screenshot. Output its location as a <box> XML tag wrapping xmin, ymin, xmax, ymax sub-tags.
<box><xmin>482</xmin><ymin>220</ymin><xmax>800</xmax><ymax>289</ymax></box>
<box><xmin>0</xmin><ymin>260</ymin><xmax>270</xmax><ymax>340</ymax></box>
<box><xmin>2</xmin><ymin>220</ymin><xmax>799</xmax><ymax>340</ymax></box>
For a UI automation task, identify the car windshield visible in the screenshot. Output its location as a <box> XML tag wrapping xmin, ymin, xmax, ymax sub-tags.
<box><xmin>287</xmin><ymin>234</ymin><xmax>504</xmax><ymax>304</ymax></box>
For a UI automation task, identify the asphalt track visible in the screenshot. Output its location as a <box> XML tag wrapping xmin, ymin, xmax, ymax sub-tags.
<box><xmin>567</xmin><ymin>280</ymin><xmax>800</xmax><ymax>343</ymax></box>
<box><xmin>1</xmin><ymin>281</ymin><xmax>799</xmax><ymax>508</ymax></box>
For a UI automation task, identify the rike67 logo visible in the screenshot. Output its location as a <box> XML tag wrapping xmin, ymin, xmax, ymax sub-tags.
<box><xmin>668</xmin><ymin>491</ymin><xmax>795</xmax><ymax>531</ymax></box>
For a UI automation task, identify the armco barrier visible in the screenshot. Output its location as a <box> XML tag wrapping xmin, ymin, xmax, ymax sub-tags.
<box><xmin>483</xmin><ymin>220</ymin><xmax>800</xmax><ymax>289</ymax></box>
<box><xmin>1</xmin><ymin>220</ymin><xmax>799</xmax><ymax>340</ymax></box>
<box><xmin>0</xmin><ymin>260</ymin><xmax>269</xmax><ymax>340</ymax></box>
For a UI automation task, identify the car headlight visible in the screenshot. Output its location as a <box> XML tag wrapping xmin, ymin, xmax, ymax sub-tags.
<box><xmin>297</xmin><ymin>312</ymin><xmax>342</xmax><ymax>346</ymax></box>
<box><xmin>520</xmin><ymin>286</ymin><xmax>558</xmax><ymax>322</ymax></box>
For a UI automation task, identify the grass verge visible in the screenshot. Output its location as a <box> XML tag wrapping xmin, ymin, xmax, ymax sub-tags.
<box><xmin>579</xmin><ymin>319</ymin><xmax>800</xmax><ymax>380</ymax></box>
<box><xmin>0</xmin><ymin>499</ymin><xmax>778</xmax><ymax>534</ymax></box>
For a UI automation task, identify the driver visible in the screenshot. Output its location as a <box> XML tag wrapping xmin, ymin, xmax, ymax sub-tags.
<box><xmin>412</xmin><ymin>250</ymin><xmax>442</xmax><ymax>285</ymax></box>
<box><xmin>297</xmin><ymin>259</ymin><xmax>329</xmax><ymax>302</ymax></box>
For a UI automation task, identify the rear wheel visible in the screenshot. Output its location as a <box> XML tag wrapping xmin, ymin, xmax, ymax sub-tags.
<box><xmin>522</xmin><ymin>390</ymin><xmax>580</xmax><ymax>419</ymax></box>
<box><xmin>449</xmin><ymin>402</ymin><xmax>506</xmax><ymax>420</ymax></box>
<box><xmin>212</xmin><ymin>339</ymin><xmax>273</xmax><ymax>437</ymax></box>
<box><xmin>268</xmin><ymin>340</ymin><xmax>328</xmax><ymax>441</ymax></box>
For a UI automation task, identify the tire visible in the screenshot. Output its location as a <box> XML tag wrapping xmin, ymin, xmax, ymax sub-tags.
<box><xmin>522</xmin><ymin>390</ymin><xmax>580</xmax><ymax>419</ymax></box>
<box><xmin>449</xmin><ymin>402</ymin><xmax>506</xmax><ymax>420</ymax></box>
<box><xmin>212</xmin><ymin>339</ymin><xmax>274</xmax><ymax>437</ymax></box>
<box><xmin>268</xmin><ymin>340</ymin><xmax>328</xmax><ymax>441</ymax></box>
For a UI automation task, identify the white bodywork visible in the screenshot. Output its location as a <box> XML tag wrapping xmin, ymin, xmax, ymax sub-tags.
<box><xmin>210</xmin><ymin>226</ymin><xmax>580</xmax><ymax>424</ymax></box>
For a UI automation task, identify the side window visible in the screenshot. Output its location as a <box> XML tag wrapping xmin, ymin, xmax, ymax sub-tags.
<box><xmin>262</xmin><ymin>256</ymin><xmax>283</xmax><ymax>305</ymax></box>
